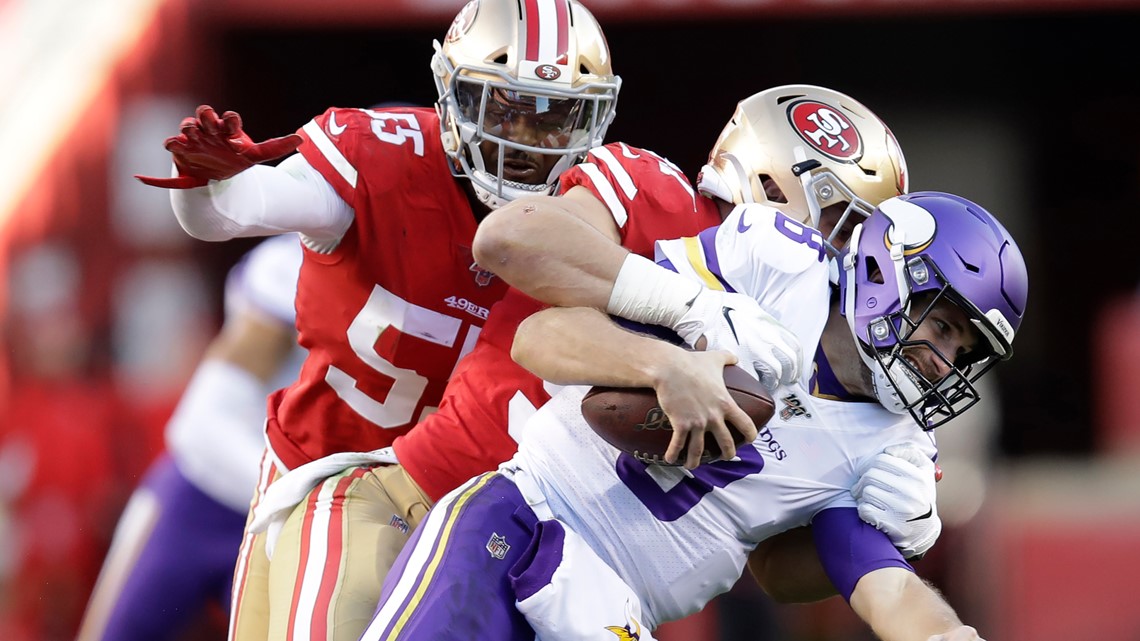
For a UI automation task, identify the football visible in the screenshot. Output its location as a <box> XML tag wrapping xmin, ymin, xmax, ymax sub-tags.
<box><xmin>580</xmin><ymin>365</ymin><xmax>775</xmax><ymax>466</ymax></box>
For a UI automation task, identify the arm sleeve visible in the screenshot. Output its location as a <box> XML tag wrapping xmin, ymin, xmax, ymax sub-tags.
<box><xmin>164</xmin><ymin>359</ymin><xmax>273</xmax><ymax>512</ymax></box>
<box><xmin>170</xmin><ymin>153</ymin><xmax>353</xmax><ymax>244</ymax></box>
<box><xmin>811</xmin><ymin>507</ymin><xmax>914</xmax><ymax>601</ymax></box>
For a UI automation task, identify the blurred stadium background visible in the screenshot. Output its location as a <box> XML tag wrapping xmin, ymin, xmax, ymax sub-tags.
<box><xmin>1</xmin><ymin>0</ymin><xmax>1139</xmax><ymax>639</ymax></box>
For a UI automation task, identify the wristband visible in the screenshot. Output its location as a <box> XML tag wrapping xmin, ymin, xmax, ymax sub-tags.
<box><xmin>606</xmin><ymin>253</ymin><xmax>700</xmax><ymax>328</ymax></box>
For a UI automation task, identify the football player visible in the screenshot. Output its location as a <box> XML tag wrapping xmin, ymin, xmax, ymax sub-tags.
<box><xmin>74</xmin><ymin>235</ymin><xmax>305</xmax><ymax>641</ymax></box>
<box><xmin>474</xmin><ymin>86</ymin><xmax>939</xmax><ymax>580</ymax></box>
<box><xmin>242</xmin><ymin>82</ymin><xmax>939</xmax><ymax>639</ymax></box>
<box><xmin>136</xmin><ymin>2</ymin><xmax>622</xmax><ymax>641</ymax></box>
<box><xmin>363</xmin><ymin>191</ymin><xmax>1027</xmax><ymax>641</ymax></box>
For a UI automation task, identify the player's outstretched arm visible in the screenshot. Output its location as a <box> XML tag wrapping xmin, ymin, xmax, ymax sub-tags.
<box><xmin>849</xmin><ymin>567</ymin><xmax>985</xmax><ymax>641</ymax></box>
<box><xmin>137</xmin><ymin>105</ymin><xmax>302</xmax><ymax>189</ymax></box>
<box><xmin>479</xmin><ymin>189</ymin><xmax>800</xmax><ymax>392</ymax></box>
<box><xmin>139</xmin><ymin>105</ymin><xmax>353</xmax><ymax>243</ymax></box>
<box><xmin>473</xmin><ymin>187</ymin><xmax>628</xmax><ymax>309</ymax></box>
<box><xmin>513</xmin><ymin>306</ymin><xmax>757</xmax><ymax>468</ymax></box>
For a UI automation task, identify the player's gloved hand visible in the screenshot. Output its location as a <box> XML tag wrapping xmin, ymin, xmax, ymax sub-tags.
<box><xmin>852</xmin><ymin>443</ymin><xmax>942</xmax><ymax>559</ymax></box>
<box><xmin>135</xmin><ymin>105</ymin><xmax>302</xmax><ymax>189</ymax></box>
<box><xmin>672</xmin><ymin>288</ymin><xmax>801</xmax><ymax>392</ymax></box>
<box><xmin>652</xmin><ymin>349</ymin><xmax>758</xmax><ymax>469</ymax></box>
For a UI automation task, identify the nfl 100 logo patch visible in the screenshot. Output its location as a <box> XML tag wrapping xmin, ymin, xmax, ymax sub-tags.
<box><xmin>486</xmin><ymin>533</ymin><xmax>510</xmax><ymax>559</ymax></box>
<box><xmin>779</xmin><ymin>394</ymin><xmax>811</xmax><ymax>421</ymax></box>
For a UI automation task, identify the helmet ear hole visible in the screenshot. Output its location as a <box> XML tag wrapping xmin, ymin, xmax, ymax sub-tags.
<box><xmin>865</xmin><ymin>256</ymin><xmax>884</xmax><ymax>285</ymax></box>
<box><xmin>759</xmin><ymin>175</ymin><xmax>787</xmax><ymax>204</ymax></box>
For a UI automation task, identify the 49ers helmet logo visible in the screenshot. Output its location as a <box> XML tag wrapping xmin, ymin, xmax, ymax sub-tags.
<box><xmin>535</xmin><ymin>64</ymin><xmax>561</xmax><ymax>80</ymax></box>
<box><xmin>788</xmin><ymin>100</ymin><xmax>863</xmax><ymax>163</ymax></box>
<box><xmin>445</xmin><ymin>0</ymin><xmax>479</xmax><ymax>43</ymax></box>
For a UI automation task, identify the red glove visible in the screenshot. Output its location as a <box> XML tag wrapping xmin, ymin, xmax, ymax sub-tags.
<box><xmin>136</xmin><ymin>105</ymin><xmax>302</xmax><ymax>189</ymax></box>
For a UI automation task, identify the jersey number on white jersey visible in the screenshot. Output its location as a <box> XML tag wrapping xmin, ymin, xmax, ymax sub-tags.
<box><xmin>616</xmin><ymin>448</ymin><xmax>764</xmax><ymax>521</ymax></box>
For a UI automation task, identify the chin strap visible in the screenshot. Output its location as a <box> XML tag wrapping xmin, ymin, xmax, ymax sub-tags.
<box><xmin>792</xmin><ymin>147</ymin><xmax>823</xmax><ymax>228</ymax></box>
<box><xmin>868</xmin><ymin>360</ymin><xmax>919</xmax><ymax>416</ymax></box>
<box><xmin>470</xmin><ymin>172</ymin><xmax>552</xmax><ymax>210</ymax></box>
<box><xmin>465</xmin><ymin>125</ymin><xmax>571</xmax><ymax>211</ymax></box>
<box><xmin>888</xmin><ymin>228</ymin><xmax>911</xmax><ymax>312</ymax></box>
<box><xmin>472</xmin><ymin>182</ymin><xmax>507</xmax><ymax>210</ymax></box>
<box><xmin>696</xmin><ymin>162</ymin><xmax>737</xmax><ymax>203</ymax></box>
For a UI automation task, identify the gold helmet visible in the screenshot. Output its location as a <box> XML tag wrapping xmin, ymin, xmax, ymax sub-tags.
<box><xmin>697</xmin><ymin>84</ymin><xmax>908</xmax><ymax>252</ymax></box>
<box><xmin>431</xmin><ymin>0</ymin><xmax>620</xmax><ymax>209</ymax></box>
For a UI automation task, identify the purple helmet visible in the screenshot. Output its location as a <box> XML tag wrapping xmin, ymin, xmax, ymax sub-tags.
<box><xmin>836</xmin><ymin>191</ymin><xmax>1028</xmax><ymax>429</ymax></box>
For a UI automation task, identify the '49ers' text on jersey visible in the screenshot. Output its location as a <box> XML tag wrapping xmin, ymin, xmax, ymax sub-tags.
<box><xmin>267</xmin><ymin>106</ymin><xmax>509</xmax><ymax>471</ymax></box>
<box><xmin>392</xmin><ymin>142</ymin><xmax>722</xmax><ymax>501</ymax></box>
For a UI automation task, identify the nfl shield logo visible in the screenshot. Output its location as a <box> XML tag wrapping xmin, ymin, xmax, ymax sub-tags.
<box><xmin>470</xmin><ymin>261</ymin><xmax>496</xmax><ymax>286</ymax></box>
<box><xmin>486</xmin><ymin>533</ymin><xmax>510</xmax><ymax>559</ymax></box>
<box><xmin>389</xmin><ymin>515</ymin><xmax>410</xmax><ymax>535</ymax></box>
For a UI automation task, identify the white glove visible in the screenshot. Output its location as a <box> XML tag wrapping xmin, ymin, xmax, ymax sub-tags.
<box><xmin>852</xmin><ymin>443</ymin><xmax>941</xmax><ymax>559</ymax></box>
<box><xmin>672</xmin><ymin>288</ymin><xmax>801</xmax><ymax>392</ymax></box>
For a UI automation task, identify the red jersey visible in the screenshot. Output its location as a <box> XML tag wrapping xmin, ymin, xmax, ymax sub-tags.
<box><xmin>395</xmin><ymin>142</ymin><xmax>722</xmax><ymax>501</ymax></box>
<box><xmin>267</xmin><ymin>107</ymin><xmax>509</xmax><ymax>470</ymax></box>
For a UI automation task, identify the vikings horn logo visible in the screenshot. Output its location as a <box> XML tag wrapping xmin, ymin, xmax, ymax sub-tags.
<box><xmin>605</xmin><ymin>600</ymin><xmax>643</xmax><ymax>641</ymax></box>
<box><xmin>878</xmin><ymin>197</ymin><xmax>936</xmax><ymax>254</ymax></box>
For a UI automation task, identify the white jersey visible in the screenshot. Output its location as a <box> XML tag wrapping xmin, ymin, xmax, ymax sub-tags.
<box><xmin>510</xmin><ymin>204</ymin><xmax>937</xmax><ymax>627</ymax></box>
<box><xmin>166</xmin><ymin>234</ymin><xmax>307</xmax><ymax>511</ymax></box>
